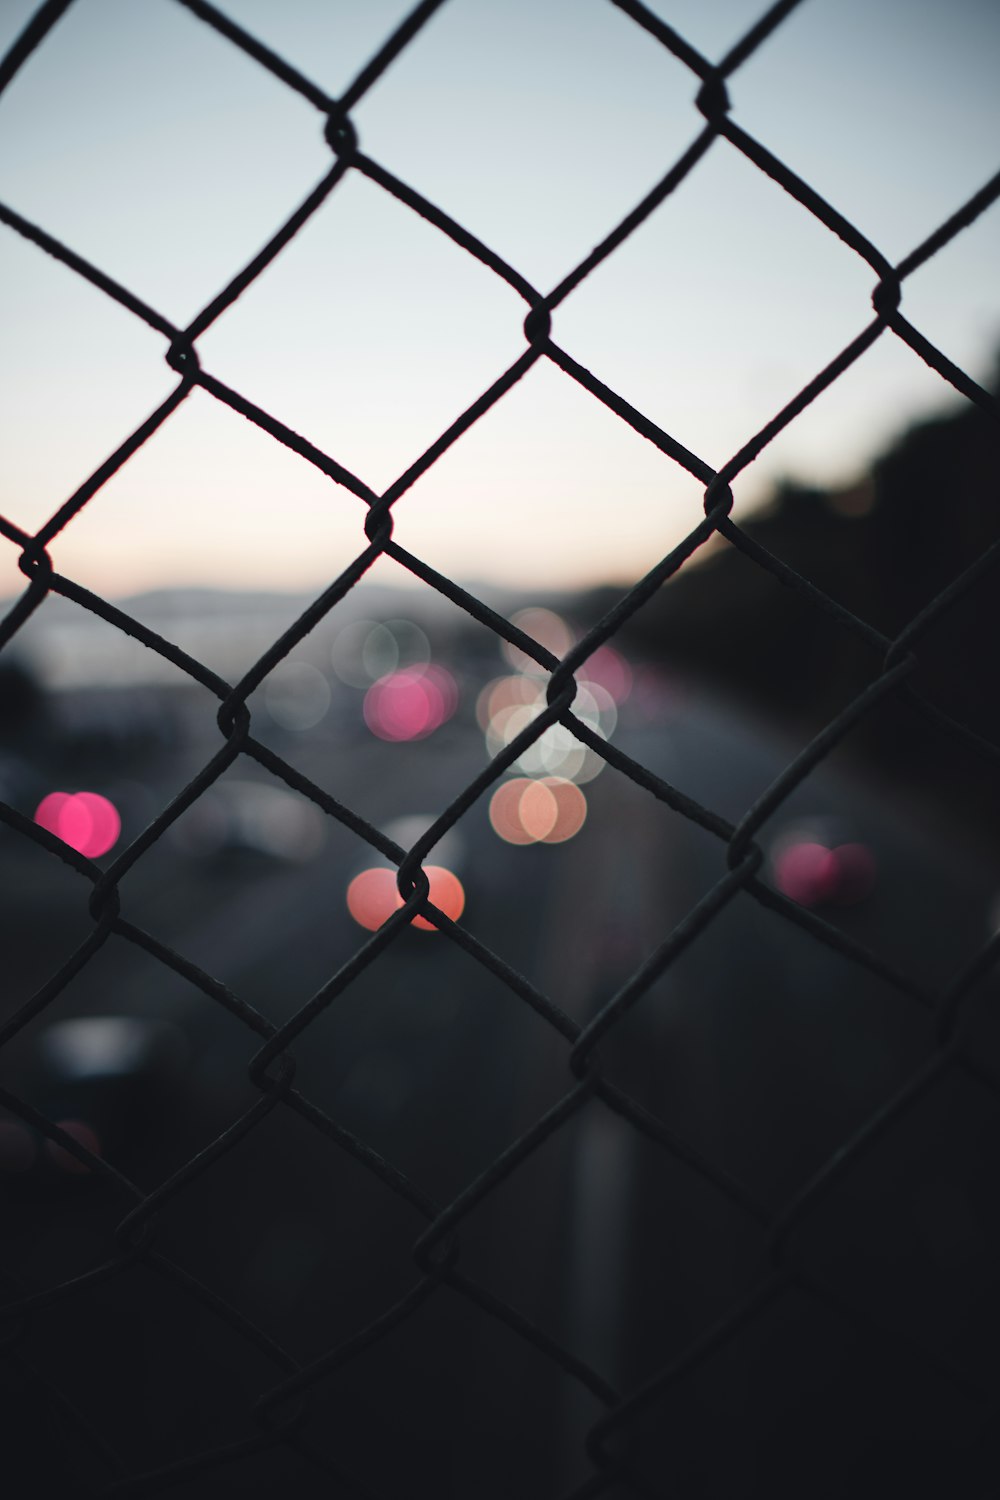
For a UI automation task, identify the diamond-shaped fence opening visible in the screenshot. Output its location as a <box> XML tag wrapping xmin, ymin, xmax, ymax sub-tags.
<box><xmin>1</xmin><ymin>1</ymin><xmax>999</xmax><ymax>1496</ymax></box>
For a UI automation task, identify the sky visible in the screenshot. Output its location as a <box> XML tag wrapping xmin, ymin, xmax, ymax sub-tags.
<box><xmin>1</xmin><ymin>0</ymin><xmax>998</xmax><ymax>601</ymax></box>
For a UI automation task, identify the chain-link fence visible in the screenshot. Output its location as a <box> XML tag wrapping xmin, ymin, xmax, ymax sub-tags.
<box><xmin>2</xmin><ymin>1</ymin><xmax>999</xmax><ymax>1496</ymax></box>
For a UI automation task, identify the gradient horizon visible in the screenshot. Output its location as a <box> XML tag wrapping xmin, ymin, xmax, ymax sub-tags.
<box><xmin>1</xmin><ymin>0</ymin><xmax>998</xmax><ymax>601</ymax></box>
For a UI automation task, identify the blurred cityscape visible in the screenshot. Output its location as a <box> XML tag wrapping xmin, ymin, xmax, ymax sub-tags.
<box><xmin>2</xmin><ymin>0</ymin><xmax>999</xmax><ymax>1489</ymax></box>
<box><xmin>2</xmin><ymin>380</ymin><xmax>1000</xmax><ymax>1496</ymax></box>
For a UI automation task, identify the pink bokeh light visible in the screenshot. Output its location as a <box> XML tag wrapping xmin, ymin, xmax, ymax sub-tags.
<box><xmin>363</xmin><ymin>665</ymin><xmax>457</xmax><ymax>742</ymax></box>
<box><xmin>774</xmin><ymin>840</ymin><xmax>877</xmax><ymax>907</ymax></box>
<box><xmin>774</xmin><ymin>842</ymin><xmax>839</xmax><ymax>907</ymax></box>
<box><xmin>34</xmin><ymin>791</ymin><xmax>121</xmax><ymax>858</ymax></box>
<box><xmin>581</xmin><ymin>645</ymin><xmax>633</xmax><ymax>704</ymax></box>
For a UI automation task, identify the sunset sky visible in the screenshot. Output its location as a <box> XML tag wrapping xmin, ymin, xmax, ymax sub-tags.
<box><xmin>1</xmin><ymin>0</ymin><xmax>998</xmax><ymax>601</ymax></box>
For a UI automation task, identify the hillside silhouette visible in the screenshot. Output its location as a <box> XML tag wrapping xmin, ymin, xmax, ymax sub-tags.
<box><xmin>604</xmin><ymin>371</ymin><xmax>1000</xmax><ymax>841</ymax></box>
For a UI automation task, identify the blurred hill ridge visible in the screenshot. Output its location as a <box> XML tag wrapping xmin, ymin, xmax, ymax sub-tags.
<box><xmin>601</xmin><ymin>366</ymin><xmax>1000</xmax><ymax>839</ymax></box>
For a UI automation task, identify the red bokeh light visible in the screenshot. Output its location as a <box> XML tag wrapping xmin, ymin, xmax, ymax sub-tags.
<box><xmin>346</xmin><ymin>865</ymin><xmax>465</xmax><ymax>932</ymax></box>
<box><xmin>408</xmin><ymin>865</ymin><xmax>465</xmax><ymax>930</ymax></box>
<box><xmin>34</xmin><ymin>791</ymin><xmax>121</xmax><ymax>858</ymax></box>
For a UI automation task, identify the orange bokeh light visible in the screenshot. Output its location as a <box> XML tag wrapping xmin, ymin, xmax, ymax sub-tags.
<box><xmin>539</xmin><ymin>777</ymin><xmax>587</xmax><ymax>843</ymax></box>
<box><xmin>487</xmin><ymin>778</ymin><xmax>536</xmax><ymax>845</ymax></box>
<box><xmin>488</xmin><ymin>776</ymin><xmax>587</xmax><ymax>846</ymax></box>
<box><xmin>476</xmin><ymin>673</ymin><xmax>541</xmax><ymax>732</ymax></box>
<box><xmin>519</xmin><ymin>780</ymin><xmax>560</xmax><ymax>841</ymax></box>
<box><xmin>346</xmin><ymin>864</ymin><xmax>465</xmax><ymax>932</ymax></box>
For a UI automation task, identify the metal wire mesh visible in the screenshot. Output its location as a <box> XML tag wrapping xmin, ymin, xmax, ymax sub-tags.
<box><xmin>1</xmin><ymin>0</ymin><xmax>999</xmax><ymax>1495</ymax></box>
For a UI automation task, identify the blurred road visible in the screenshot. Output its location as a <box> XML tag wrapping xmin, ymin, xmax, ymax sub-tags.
<box><xmin>2</xmin><ymin>676</ymin><xmax>997</xmax><ymax>1497</ymax></box>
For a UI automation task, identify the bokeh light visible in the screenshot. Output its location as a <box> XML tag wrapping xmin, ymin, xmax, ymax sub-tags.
<box><xmin>346</xmin><ymin>868</ymin><xmax>398</xmax><ymax>929</ymax></box>
<box><xmin>476</xmin><ymin>673</ymin><xmax>542</xmax><ymax>733</ymax></box>
<box><xmin>331</xmin><ymin>619</ymin><xmax>379</xmax><ymax>688</ymax></box>
<box><xmin>364</xmin><ymin>665</ymin><xmax>457</xmax><ymax>741</ymax></box>
<box><xmin>581</xmin><ymin>644</ymin><xmax>632</xmax><ymax>704</ymax></box>
<box><xmin>487</xmin><ymin>778</ymin><xmax>538</xmax><ymax>845</ymax></box>
<box><xmin>332</xmin><ymin>618</ymin><xmax>431</xmax><ymax>687</ymax></box>
<box><xmin>483</xmin><ymin>680</ymin><xmax>611</xmax><ymax>784</ymax></box>
<box><xmin>382</xmin><ymin>815</ymin><xmax>465</xmax><ymax>874</ymax></box>
<box><xmin>773</xmin><ymin>839</ymin><xmax>877</xmax><ymax>907</ymax></box>
<box><xmin>520</xmin><ymin>722</ymin><xmax>589</xmax><ymax>781</ymax></box>
<box><xmin>489</xmin><ymin>776</ymin><xmax>588</xmax><ymax>845</ymax></box>
<box><xmin>518</xmin><ymin>780</ymin><xmax>560</xmax><ymax>841</ymax></box>
<box><xmin>34</xmin><ymin>790</ymin><xmax>121</xmax><ymax>858</ymax></box>
<box><xmin>501</xmin><ymin>608</ymin><xmax>574</xmax><ymax>675</ymax></box>
<box><xmin>367</xmin><ymin>619</ymin><xmax>430</xmax><ymax>679</ymax></box>
<box><xmin>263</xmin><ymin>660</ymin><xmax>331</xmax><ymax>731</ymax></box>
<box><xmin>346</xmin><ymin>864</ymin><xmax>465</xmax><ymax>932</ymax></box>
<box><xmin>539</xmin><ymin>777</ymin><xmax>588</xmax><ymax>843</ymax></box>
<box><xmin>578</xmin><ymin>680</ymin><xmax>618</xmax><ymax>738</ymax></box>
<box><xmin>408</xmin><ymin>866</ymin><xmax>465</xmax><ymax>930</ymax></box>
<box><xmin>773</xmin><ymin>841</ymin><xmax>839</xmax><ymax>907</ymax></box>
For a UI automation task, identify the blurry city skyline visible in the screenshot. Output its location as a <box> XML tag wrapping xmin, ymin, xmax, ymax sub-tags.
<box><xmin>1</xmin><ymin>0</ymin><xmax>998</xmax><ymax>601</ymax></box>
